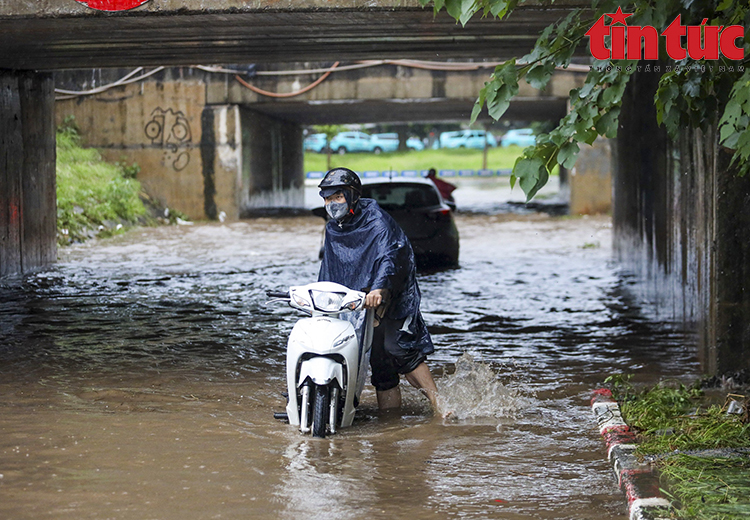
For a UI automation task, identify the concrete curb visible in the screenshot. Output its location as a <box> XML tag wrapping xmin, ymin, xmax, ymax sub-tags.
<box><xmin>591</xmin><ymin>389</ymin><xmax>671</xmax><ymax>520</ymax></box>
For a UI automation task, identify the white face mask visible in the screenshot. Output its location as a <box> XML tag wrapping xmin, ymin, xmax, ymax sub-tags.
<box><xmin>326</xmin><ymin>200</ymin><xmax>349</xmax><ymax>222</ymax></box>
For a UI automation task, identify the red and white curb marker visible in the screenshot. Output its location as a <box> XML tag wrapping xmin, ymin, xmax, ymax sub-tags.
<box><xmin>591</xmin><ymin>389</ymin><xmax>671</xmax><ymax>520</ymax></box>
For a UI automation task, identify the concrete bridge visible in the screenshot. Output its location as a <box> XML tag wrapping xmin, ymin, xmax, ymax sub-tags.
<box><xmin>1</xmin><ymin>1</ymin><xmax>748</xmax><ymax>375</ymax></box>
<box><xmin>52</xmin><ymin>62</ymin><xmax>588</xmax><ymax>222</ymax></box>
<box><xmin>0</xmin><ymin>1</ymin><xmax>586</xmax><ymax>69</ymax></box>
<box><xmin>2</xmin><ymin>0</ymin><xmax>586</xmax><ymax>278</ymax></box>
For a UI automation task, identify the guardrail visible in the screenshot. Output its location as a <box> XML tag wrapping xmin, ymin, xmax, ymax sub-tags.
<box><xmin>305</xmin><ymin>169</ymin><xmax>512</xmax><ymax>179</ymax></box>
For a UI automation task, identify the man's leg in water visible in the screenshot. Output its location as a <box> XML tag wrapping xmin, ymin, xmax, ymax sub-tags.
<box><xmin>377</xmin><ymin>363</ymin><xmax>438</xmax><ymax>411</ymax></box>
<box><xmin>405</xmin><ymin>362</ymin><xmax>439</xmax><ymax>410</ymax></box>
<box><xmin>376</xmin><ymin>386</ymin><xmax>401</xmax><ymax>410</ymax></box>
<box><xmin>373</xmin><ymin>318</ymin><xmax>440</xmax><ymax>411</ymax></box>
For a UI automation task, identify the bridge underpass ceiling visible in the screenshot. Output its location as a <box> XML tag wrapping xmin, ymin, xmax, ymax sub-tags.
<box><xmin>0</xmin><ymin>5</ymin><xmax>589</xmax><ymax>70</ymax></box>
<box><xmin>243</xmin><ymin>97</ymin><xmax>568</xmax><ymax>125</ymax></box>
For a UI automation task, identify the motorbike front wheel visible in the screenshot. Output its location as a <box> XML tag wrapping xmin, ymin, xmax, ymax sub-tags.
<box><xmin>311</xmin><ymin>384</ymin><xmax>329</xmax><ymax>438</ymax></box>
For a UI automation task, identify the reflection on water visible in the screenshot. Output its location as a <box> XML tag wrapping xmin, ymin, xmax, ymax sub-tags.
<box><xmin>0</xmin><ymin>214</ymin><xmax>699</xmax><ymax>520</ymax></box>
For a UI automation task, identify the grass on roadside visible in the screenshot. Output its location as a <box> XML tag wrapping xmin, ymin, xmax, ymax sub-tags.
<box><xmin>656</xmin><ymin>455</ymin><xmax>750</xmax><ymax>520</ymax></box>
<box><xmin>56</xmin><ymin>121</ymin><xmax>147</xmax><ymax>245</ymax></box>
<box><xmin>606</xmin><ymin>375</ymin><xmax>750</xmax><ymax>455</ymax></box>
<box><xmin>606</xmin><ymin>375</ymin><xmax>750</xmax><ymax>519</ymax></box>
<box><xmin>304</xmin><ymin>146</ymin><xmax>536</xmax><ymax>174</ymax></box>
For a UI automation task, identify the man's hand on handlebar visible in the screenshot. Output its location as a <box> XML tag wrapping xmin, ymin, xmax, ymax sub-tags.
<box><xmin>365</xmin><ymin>289</ymin><xmax>385</xmax><ymax>309</ymax></box>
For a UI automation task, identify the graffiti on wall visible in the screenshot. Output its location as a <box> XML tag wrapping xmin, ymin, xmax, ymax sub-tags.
<box><xmin>145</xmin><ymin>108</ymin><xmax>192</xmax><ymax>171</ymax></box>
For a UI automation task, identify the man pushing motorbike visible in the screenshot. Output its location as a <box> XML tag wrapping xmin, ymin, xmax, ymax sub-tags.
<box><xmin>317</xmin><ymin>167</ymin><xmax>440</xmax><ymax>412</ymax></box>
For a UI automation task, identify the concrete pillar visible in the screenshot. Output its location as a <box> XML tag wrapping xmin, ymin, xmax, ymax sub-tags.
<box><xmin>614</xmin><ymin>68</ymin><xmax>672</xmax><ymax>313</ymax></box>
<box><xmin>0</xmin><ymin>70</ymin><xmax>56</xmax><ymax>277</ymax></box>
<box><xmin>710</xmin><ymin>139</ymin><xmax>750</xmax><ymax>374</ymax></box>
<box><xmin>239</xmin><ymin>108</ymin><xmax>304</xmax><ymax>215</ymax></box>
<box><xmin>615</xmin><ymin>67</ymin><xmax>750</xmax><ymax>375</ymax></box>
<box><xmin>569</xmin><ymin>137</ymin><xmax>612</xmax><ymax>215</ymax></box>
<box><xmin>199</xmin><ymin>104</ymin><xmax>243</xmax><ymax>220</ymax></box>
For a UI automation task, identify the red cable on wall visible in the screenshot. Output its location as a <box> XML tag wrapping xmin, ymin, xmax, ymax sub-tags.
<box><xmin>234</xmin><ymin>62</ymin><xmax>340</xmax><ymax>98</ymax></box>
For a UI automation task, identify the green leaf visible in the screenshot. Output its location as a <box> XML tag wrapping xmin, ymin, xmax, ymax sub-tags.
<box><xmin>558</xmin><ymin>141</ymin><xmax>580</xmax><ymax>169</ymax></box>
<box><xmin>549</xmin><ymin>130</ymin><xmax>567</xmax><ymax>147</ymax></box>
<box><xmin>526</xmin><ymin>63</ymin><xmax>553</xmax><ymax>90</ymax></box>
<box><xmin>595</xmin><ymin>108</ymin><xmax>621</xmax><ymax>139</ymax></box>
<box><xmin>602</xmin><ymin>80</ymin><xmax>627</xmax><ymax>106</ymax></box>
<box><xmin>579</xmin><ymin>128</ymin><xmax>599</xmax><ymax>145</ymax></box>
<box><xmin>445</xmin><ymin>0</ymin><xmax>476</xmax><ymax>26</ymax></box>
<box><xmin>488</xmin><ymin>0</ymin><xmax>509</xmax><ymax>17</ymax></box>
<box><xmin>487</xmin><ymin>88</ymin><xmax>511</xmax><ymax>120</ymax></box>
<box><xmin>513</xmin><ymin>157</ymin><xmax>546</xmax><ymax>201</ymax></box>
<box><xmin>470</xmin><ymin>102</ymin><xmax>483</xmax><ymax>125</ymax></box>
<box><xmin>579</xmin><ymin>80</ymin><xmax>597</xmax><ymax>98</ymax></box>
<box><xmin>470</xmin><ymin>85</ymin><xmax>487</xmax><ymax>124</ymax></box>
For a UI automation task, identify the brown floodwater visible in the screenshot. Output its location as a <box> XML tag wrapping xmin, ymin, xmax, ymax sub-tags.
<box><xmin>0</xmin><ymin>212</ymin><xmax>700</xmax><ymax>520</ymax></box>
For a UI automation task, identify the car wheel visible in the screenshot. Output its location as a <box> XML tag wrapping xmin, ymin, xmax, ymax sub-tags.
<box><xmin>373</xmin><ymin>147</ymin><xmax>382</xmax><ymax>155</ymax></box>
<box><xmin>337</xmin><ymin>147</ymin><xmax>346</xmax><ymax>155</ymax></box>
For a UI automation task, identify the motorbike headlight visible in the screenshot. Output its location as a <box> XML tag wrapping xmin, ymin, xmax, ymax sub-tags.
<box><xmin>310</xmin><ymin>290</ymin><xmax>346</xmax><ymax>312</ymax></box>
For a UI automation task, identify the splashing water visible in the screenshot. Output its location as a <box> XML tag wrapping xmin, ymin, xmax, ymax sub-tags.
<box><xmin>437</xmin><ymin>352</ymin><xmax>531</xmax><ymax>421</ymax></box>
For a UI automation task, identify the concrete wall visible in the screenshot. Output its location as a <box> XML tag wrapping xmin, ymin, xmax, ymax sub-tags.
<box><xmin>615</xmin><ymin>68</ymin><xmax>750</xmax><ymax>375</ymax></box>
<box><xmin>240</xmin><ymin>108</ymin><xmax>304</xmax><ymax>214</ymax></box>
<box><xmin>55</xmin><ymin>77</ymin><xmax>305</xmax><ymax>220</ymax></box>
<box><xmin>569</xmin><ymin>137</ymin><xmax>612</xmax><ymax>215</ymax></box>
<box><xmin>56</xmin><ymin>80</ymin><xmax>211</xmax><ymax>219</ymax></box>
<box><xmin>0</xmin><ymin>70</ymin><xmax>57</xmax><ymax>277</ymax></box>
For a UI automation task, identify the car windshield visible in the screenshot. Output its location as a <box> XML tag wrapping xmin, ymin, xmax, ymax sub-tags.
<box><xmin>362</xmin><ymin>184</ymin><xmax>441</xmax><ymax>209</ymax></box>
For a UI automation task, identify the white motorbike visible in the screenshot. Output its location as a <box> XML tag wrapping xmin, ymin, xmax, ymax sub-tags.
<box><xmin>267</xmin><ymin>282</ymin><xmax>374</xmax><ymax>438</ymax></box>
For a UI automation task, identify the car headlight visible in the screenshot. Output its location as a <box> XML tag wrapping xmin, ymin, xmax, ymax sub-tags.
<box><xmin>310</xmin><ymin>290</ymin><xmax>346</xmax><ymax>312</ymax></box>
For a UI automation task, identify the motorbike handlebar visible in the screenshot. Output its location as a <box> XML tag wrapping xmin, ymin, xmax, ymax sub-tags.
<box><xmin>266</xmin><ymin>290</ymin><xmax>290</xmax><ymax>299</ymax></box>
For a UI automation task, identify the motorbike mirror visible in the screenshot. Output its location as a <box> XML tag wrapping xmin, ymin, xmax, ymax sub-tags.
<box><xmin>311</xmin><ymin>207</ymin><xmax>328</xmax><ymax>220</ymax></box>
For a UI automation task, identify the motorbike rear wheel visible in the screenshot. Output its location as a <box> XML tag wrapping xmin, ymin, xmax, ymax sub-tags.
<box><xmin>312</xmin><ymin>384</ymin><xmax>329</xmax><ymax>438</ymax></box>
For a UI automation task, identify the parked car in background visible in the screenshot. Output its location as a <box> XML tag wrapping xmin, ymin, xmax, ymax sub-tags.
<box><xmin>438</xmin><ymin>129</ymin><xmax>497</xmax><ymax>149</ymax></box>
<box><xmin>328</xmin><ymin>131</ymin><xmax>375</xmax><ymax>154</ymax></box>
<box><xmin>314</xmin><ymin>177</ymin><xmax>459</xmax><ymax>269</ymax></box>
<box><xmin>500</xmin><ymin>128</ymin><xmax>536</xmax><ymax>147</ymax></box>
<box><xmin>406</xmin><ymin>137</ymin><xmax>425</xmax><ymax>151</ymax></box>
<box><xmin>370</xmin><ymin>133</ymin><xmax>399</xmax><ymax>153</ymax></box>
<box><xmin>370</xmin><ymin>133</ymin><xmax>425</xmax><ymax>153</ymax></box>
<box><xmin>304</xmin><ymin>133</ymin><xmax>328</xmax><ymax>153</ymax></box>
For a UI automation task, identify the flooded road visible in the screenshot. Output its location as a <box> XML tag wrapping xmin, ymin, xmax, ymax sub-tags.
<box><xmin>0</xmin><ymin>211</ymin><xmax>700</xmax><ymax>520</ymax></box>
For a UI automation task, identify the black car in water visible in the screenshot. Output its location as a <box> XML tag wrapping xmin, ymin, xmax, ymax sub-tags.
<box><xmin>315</xmin><ymin>177</ymin><xmax>459</xmax><ymax>269</ymax></box>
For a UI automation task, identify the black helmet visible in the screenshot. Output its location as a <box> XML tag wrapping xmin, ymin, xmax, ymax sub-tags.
<box><xmin>318</xmin><ymin>168</ymin><xmax>362</xmax><ymax>198</ymax></box>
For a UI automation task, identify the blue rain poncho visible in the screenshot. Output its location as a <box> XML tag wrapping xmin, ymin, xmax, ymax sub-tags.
<box><xmin>318</xmin><ymin>198</ymin><xmax>434</xmax><ymax>356</ymax></box>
